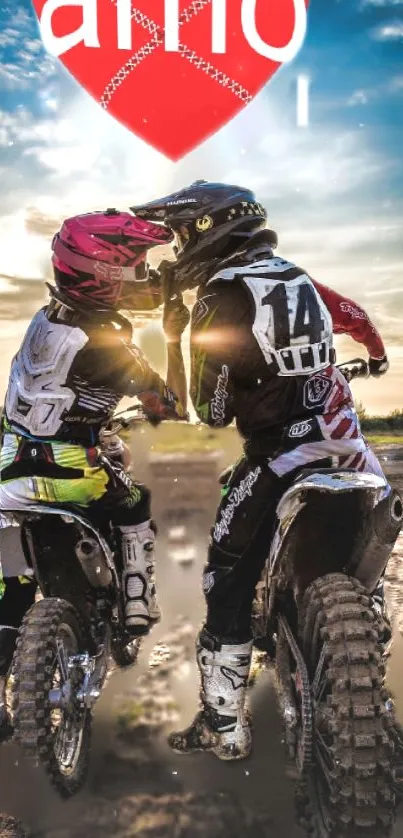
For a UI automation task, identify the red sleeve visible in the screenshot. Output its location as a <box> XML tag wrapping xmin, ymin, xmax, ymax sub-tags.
<box><xmin>311</xmin><ymin>279</ymin><xmax>385</xmax><ymax>359</ymax></box>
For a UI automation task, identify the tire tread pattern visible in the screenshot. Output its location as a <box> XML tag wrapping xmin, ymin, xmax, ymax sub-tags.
<box><xmin>297</xmin><ymin>573</ymin><xmax>396</xmax><ymax>838</ymax></box>
<box><xmin>11</xmin><ymin>597</ymin><xmax>91</xmax><ymax>799</ymax></box>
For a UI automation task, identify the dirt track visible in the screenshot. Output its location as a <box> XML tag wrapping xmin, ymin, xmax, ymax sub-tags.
<box><xmin>1</xmin><ymin>440</ymin><xmax>403</xmax><ymax>837</ymax></box>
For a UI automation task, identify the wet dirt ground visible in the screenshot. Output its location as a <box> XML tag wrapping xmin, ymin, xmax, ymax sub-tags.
<box><xmin>1</xmin><ymin>445</ymin><xmax>403</xmax><ymax>837</ymax></box>
<box><xmin>0</xmin><ymin>523</ymin><xmax>293</xmax><ymax>837</ymax></box>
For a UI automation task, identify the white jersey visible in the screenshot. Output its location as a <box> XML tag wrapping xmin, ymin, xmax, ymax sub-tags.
<box><xmin>210</xmin><ymin>257</ymin><xmax>333</xmax><ymax>377</ymax></box>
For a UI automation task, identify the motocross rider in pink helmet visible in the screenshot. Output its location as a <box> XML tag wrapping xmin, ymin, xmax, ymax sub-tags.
<box><xmin>0</xmin><ymin>209</ymin><xmax>182</xmax><ymax>738</ymax></box>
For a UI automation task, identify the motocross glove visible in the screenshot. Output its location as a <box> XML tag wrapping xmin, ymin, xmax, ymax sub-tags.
<box><xmin>369</xmin><ymin>355</ymin><xmax>389</xmax><ymax>378</ymax></box>
<box><xmin>138</xmin><ymin>382</ymin><xmax>186</xmax><ymax>425</ymax></box>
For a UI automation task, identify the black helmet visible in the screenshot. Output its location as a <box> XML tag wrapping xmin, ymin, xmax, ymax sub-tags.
<box><xmin>131</xmin><ymin>180</ymin><xmax>277</xmax><ymax>290</ymax></box>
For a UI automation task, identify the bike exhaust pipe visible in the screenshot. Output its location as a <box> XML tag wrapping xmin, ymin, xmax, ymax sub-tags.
<box><xmin>351</xmin><ymin>489</ymin><xmax>403</xmax><ymax>592</ymax></box>
<box><xmin>75</xmin><ymin>538</ymin><xmax>113</xmax><ymax>588</ymax></box>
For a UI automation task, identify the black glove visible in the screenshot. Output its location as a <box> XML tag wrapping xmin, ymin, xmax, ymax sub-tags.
<box><xmin>369</xmin><ymin>355</ymin><xmax>389</xmax><ymax>378</ymax></box>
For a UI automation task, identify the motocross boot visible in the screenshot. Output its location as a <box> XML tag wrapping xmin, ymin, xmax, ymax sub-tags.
<box><xmin>168</xmin><ymin>628</ymin><xmax>253</xmax><ymax>761</ymax></box>
<box><xmin>119</xmin><ymin>521</ymin><xmax>161</xmax><ymax>635</ymax></box>
<box><xmin>0</xmin><ymin>626</ymin><xmax>18</xmax><ymax>743</ymax></box>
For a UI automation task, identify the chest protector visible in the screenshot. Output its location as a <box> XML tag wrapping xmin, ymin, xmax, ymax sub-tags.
<box><xmin>5</xmin><ymin>309</ymin><xmax>88</xmax><ymax>437</ymax></box>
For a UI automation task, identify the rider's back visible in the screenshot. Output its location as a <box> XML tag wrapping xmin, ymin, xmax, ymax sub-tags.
<box><xmin>191</xmin><ymin>254</ymin><xmax>355</xmax><ymax>444</ymax></box>
<box><xmin>4</xmin><ymin>304</ymin><xmax>147</xmax><ymax>446</ymax></box>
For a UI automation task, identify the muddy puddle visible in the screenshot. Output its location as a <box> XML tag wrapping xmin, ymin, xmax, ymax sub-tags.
<box><xmin>1</xmin><ymin>444</ymin><xmax>403</xmax><ymax>837</ymax></box>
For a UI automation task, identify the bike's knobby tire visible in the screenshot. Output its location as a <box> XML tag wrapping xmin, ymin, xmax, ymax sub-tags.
<box><xmin>11</xmin><ymin>597</ymin><xmax>91</xmax><ymax>799</ymax></box>
<box><xmin>297</xmin><ymin>573</ymin><xmax>396</xmax><ymax>838</ymax></box>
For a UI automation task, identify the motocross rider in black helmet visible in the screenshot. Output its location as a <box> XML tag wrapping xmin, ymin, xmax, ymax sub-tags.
<box><xmin>132</xmin><ymin>180</ymin><xmax>394</xmax><ymax>762</ymax></box>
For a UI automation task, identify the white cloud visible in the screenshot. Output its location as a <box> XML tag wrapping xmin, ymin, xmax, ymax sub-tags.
<box><xmin>0</xmin><ymin>6</ymin><xmax>57</xmax><ymax>90</ymax></box>
<box><xmin>0</xmin><ymin>62</ymin><xmax>30</xmax><ymax>90</ymax></box>
<box><xmin>0</xmin><ymin>84</ymin><xmax>397</xmax><ymax>279</ymax></box>
<box><xmin>361</xmin><ymin>0</ymin><xmax>403</xmax><ymax>6</ymax></box>
<box><xmin>347</xmin><ymin>90</ymin><xmax>369</xmax><ymax>106</ymax></box>
<box><xmin>0</xmin><ymin>52</ymin><xmax>57</xmax><ymax>90</ymax></box>
<box><xmin>366</xmin><ymin>285</ymin><xmax>403</xmax><ymax>296</ymax></box>
<box><xmin>372</xmin><ymin>20</ymin><xmax>403</xmax><ymax>38</ymax></box>
<box><xmin>0</xmin><ymin>84</ymin><xmax>391</xmax><ymax>236</ymax></box>
<box><xmin>342</xmin><ymin>74</ymin><xmax>403</xmax><ymax>107</ymax></box>
<box><xmin>281</xmin><ymin>220</ymin><xmax>402</xmax><ymax>256</ymax></box>
<box><xmin>388</xmin><ymin>74</ymin><xmax>403</xmax><ymax>90</ymax></box>
<box><xmin>0</xmin><ymin>30</ymin><xmax>19</xmax><ymax>48</ymax></box>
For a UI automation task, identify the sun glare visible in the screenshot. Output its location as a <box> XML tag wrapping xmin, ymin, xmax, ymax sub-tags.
<box><xmin>0</xmin><ymin>211</ymin><xmax>49</xmax><ymax>280</ymax></box>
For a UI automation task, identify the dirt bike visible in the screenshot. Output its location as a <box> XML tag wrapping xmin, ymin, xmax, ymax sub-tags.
<box><xmin>249</xmin><ymin>360</ymin><xmax>403</xmax><ymax>838</ymax></box>
<box><xmin>4</xmin><ymin>406</ymin><xmax>152</xmax><ymax>798</ymax></box>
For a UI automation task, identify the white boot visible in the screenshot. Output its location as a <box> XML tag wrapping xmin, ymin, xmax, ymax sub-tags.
<box><xmin>119</xmin><ymin>521</ymin><xmax>161</xmax><ymax>634</ymax></box>
<box><xmin>168</xmin><ymin>630</ymin><xmax>253</xmax><ymax>760</ymax></box>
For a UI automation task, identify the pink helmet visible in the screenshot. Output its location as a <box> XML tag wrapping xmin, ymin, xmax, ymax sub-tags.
<box><xmin>51</xmin><ymin>208</ymin><xmax>173</xmax><ymax>310</ymax></box>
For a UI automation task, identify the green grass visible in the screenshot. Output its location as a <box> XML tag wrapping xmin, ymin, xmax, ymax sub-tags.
<box><xmin>126</xmin><ymin>421</ymin><xmax>403</xmax><ymax>455</ymax></box>
<box><xmin>365</xmin><ymin>434</ymin><xmax>403</xmax><ymax>445</ymax></box>
<box><xmin>149</xmin><ymin>425</ymin><xmax>403</xmax><ymax>453</ymax></box>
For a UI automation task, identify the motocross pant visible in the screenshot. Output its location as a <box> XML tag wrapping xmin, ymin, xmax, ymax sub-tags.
<box><xmin>0</xmin><ymin>434</ymin><xmax>154</xmax><ymax>672</ymax></box>
<box><xmin>204</xmin><ymin>443</ymin><xmax>391</xmax><ymax>644</ymax></box>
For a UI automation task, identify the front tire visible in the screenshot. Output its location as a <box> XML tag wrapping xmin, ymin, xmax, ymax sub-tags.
<box><xmin>297</xmin><ymin>573</ymin><xmax>396</xmax><ymax>838</ymax></box>
<box><xmin>11</xmin><ymin>598</ymin><xmax>91</xmax><ymax>798</ymax></box>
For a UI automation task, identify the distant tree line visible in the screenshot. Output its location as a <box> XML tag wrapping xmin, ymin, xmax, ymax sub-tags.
<box><xmin>356</xmin><ymin>403</ymin><xmax>403</xmax><ymax>433</ymax></box>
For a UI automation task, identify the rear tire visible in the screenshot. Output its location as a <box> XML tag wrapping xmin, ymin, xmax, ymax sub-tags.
<box><xmin>297</xmin><ymin>573</ymin><xmax>396</xmax><ymax>838</ymax></box>
<box><xmin>11</xmin><ymin>597</ymin><xmax>91</xmax><ymax>798</ymax></box>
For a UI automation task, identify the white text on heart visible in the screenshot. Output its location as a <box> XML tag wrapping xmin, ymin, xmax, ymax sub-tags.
<box><xmin>39</xmin><ymin>0</ymin><xmax>307</xmax><ymax>64</ymax></box>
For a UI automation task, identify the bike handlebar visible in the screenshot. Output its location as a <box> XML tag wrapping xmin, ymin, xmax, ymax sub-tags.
<box><xmin>336</xmin><ymin>358</ymin><xmax>369</xmax><ymax>383</ymax></box>
<box><xmin>100</xmin><ymin>404</ymin><xmax>149</xmax><ymax>437</ymax></box>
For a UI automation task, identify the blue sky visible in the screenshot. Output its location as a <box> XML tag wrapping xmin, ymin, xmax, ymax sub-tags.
<box><xmin>0</xmin><ymin>0</ymin><xmax>402</xmax><ymax>412</ymax></box>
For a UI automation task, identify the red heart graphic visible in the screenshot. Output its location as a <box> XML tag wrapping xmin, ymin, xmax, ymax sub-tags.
<box><xmin>33</xmin><ymin>0</ymin><xmax>309</xmax><ymax>161</ymax></box>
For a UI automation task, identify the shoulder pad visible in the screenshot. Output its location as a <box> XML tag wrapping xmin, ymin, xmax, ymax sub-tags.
<box><xmin>207</xmin><ymin>256</ymin><xmax>298</xmax><ymax>285</ymax></box>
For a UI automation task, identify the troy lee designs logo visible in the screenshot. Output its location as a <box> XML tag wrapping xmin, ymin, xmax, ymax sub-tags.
<box><xmin>339</xmin><ymin>302</ymin><xmax>367</xmax><ymax>320</ymax></box>
<box><xmin>211</xmin><ymin>364</ymin><xmax>229</xmax><ymax>427</ymax></box>
<box><xmin>303</xmin><ymin>374</ymin><xmax>332</xmax><ymax>410</ymax></box>
<box><xmin>213</xmin><ymin>466</ymin><xmax>262</xmax><ymax>543</ymax></box>
<box><xmin>288</xmin><ymin>420</ymin><xmax>312</xmax><ymax>438</ymax></box>
<box><xmin>339</xmin><ymin>302</ymin><xmax>377</xmax><ymax>334</ymax></box>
